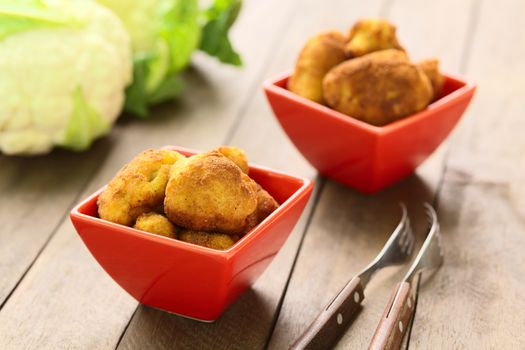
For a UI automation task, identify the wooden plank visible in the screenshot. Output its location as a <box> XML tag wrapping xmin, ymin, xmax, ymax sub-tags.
<box><xmin>266</xmin><ymin>0</ymin><xmax>475</xmax><ymax>348</ymax></box>
<box><xmin>116</xmin><ymin>0</ymin><xmax>389</xmax><ymax>349</ymax></box>
<box><xmin>0</xmin><ymin>128</ymin><xmax>115</xmax><ymax>306</ymax></box>
<box><xmin>410</xmin><ymin>0</ymin><xmax>525</xmax><ymax>348</ymax></box>
<box><xmin>0</xmin><ymin>1</ymin><xmax>296</xmax><ymax>348</ymax></box>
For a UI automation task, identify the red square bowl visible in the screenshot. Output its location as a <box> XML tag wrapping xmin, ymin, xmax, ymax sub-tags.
<box><xmin>263</xmin><ymin>71</ymin><xmax>476</xmax><ymax>193</ymax></box>
<box><xmin>70</xmin><ymin>146</ymin><xmax>313</xmax><ymax>321</ymax></box>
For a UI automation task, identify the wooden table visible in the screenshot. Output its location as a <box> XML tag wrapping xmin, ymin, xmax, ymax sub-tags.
<box><xmin>1</xmin><ymin>0</ymin><xmax>524</xmax><ymax>349</ymax></box>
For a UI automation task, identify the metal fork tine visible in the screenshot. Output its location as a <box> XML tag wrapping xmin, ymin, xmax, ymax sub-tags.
<box><xmin>407</xmin><ymin>235</ymin><xmax>415</xmax><ymax>255</ymax></box>
<box><xmin>403</xmin><ymin>203</ymin><xmax>443</xmax><ymax>284</ymax></box>
<box><xmin>435</xmin><ymin>224</ymin><xmax>444</xmax><ymax>256</ymax></box>
<box><xmin>401</xmin><ymin>221</ymin><xmax>414</xmax><ymax>248</ymax></box>
<box><xmin>358</xmin><ymin>203</ymin><xmax>414</xmax><ymax>287</ymax></box>
<box><xmin>393</xmin><ymin>220</ymin><xmax>410</xmax><ymax>253</ymax></box>
<box><xmin>400</xmin><ymin>236</ymin><xmax>409</xmax><ymax>254</ymax></box>
<box><xmin>398</xmin><ymin>218</ymin><xmax>411</xmax><ymax>246</ymax></box>
<box><xmin>403</xmin><ymin>231</ymin><xmax>413</xmax><ymax>255</ymax></box>
<box><xmin>405</xmin><ymin>224</ymin><xmax>413</xmax><ymax>244</ymax></box>
<box><xmin>424</xmin><ymin>203</ymin><xmax>436</xmax><ymax>224</ymax></box>
<box><xmin>398</xmin><ymin>226</ymin><xmax>409</xmax><ymax>247</ymax></box>
<box><xmin>400</xmin><ymin>234</ymin><xmax>410</xmax><ymax>254</ymax></box>
<box><xmin>401</xmin><ymin>223</ymin><xmax>415</xmax><ymax>256</ymax></box>
<box><xmin>401</xmin><ymin>224</ymin><xmax>412</xmax><ymax>248</ymax></box>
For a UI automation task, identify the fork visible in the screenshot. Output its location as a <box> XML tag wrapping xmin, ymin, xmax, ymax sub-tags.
<box><xmin>368</xmin><ymin>203</ymin><xmax>443</xmax><ymax>350</ymax></box>
<box><xmin>291</xmin><ymin>204</ymin><xmax>415</xmax><ymax>350</ymax></box>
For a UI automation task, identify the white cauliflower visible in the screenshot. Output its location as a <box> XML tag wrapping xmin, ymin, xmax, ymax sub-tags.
<box><xmin>0</xmin><ymin>0</ymin><xmax>132</xmax><ymax>155</ymax></box>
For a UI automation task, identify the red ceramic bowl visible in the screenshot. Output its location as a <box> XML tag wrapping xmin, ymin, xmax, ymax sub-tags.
<box><xmin>70</xmin><ymin>146</ymin><xmax>313</xmax><ymax>321</ymax></box>
<box><xmin>263</xmin><ymin>71</ymin><xmax>476</xmax><ymax>193</ymax></box>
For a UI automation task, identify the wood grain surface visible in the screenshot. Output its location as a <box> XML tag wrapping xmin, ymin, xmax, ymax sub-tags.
<box><xmin>409</xmin><ymin>0</ymin><xmax>525</xmax><ymax>348</ymax></box>
<box><xmin>1</xmin><ymin>0</ymin><xmax>524</xmax><ymax>349</ymax></box>
<box><xmin>0</xmin><ymin>134</ymin><xmax>113</xmax><ymax>307</ymax></box>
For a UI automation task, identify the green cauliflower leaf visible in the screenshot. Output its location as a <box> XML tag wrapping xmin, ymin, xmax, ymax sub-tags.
<box><xmin>96</xmin><ymin>0</ymin><xmax>242</xmax><ymax>118</ymax></box>
<box><xmin>199</xmin><ymin>0</ymin><xmax>242</xmax><ymax>66</ymax></box>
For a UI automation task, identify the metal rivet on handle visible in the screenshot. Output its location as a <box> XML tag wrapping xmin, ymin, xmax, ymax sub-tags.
<box><xmin>337</xmin><ymin>313</ymin><xmax>343</xmax><ymax>325</ymax></box>
<box><xmin>398</xmin><ymin>321</ymin><xmax>404</xmax><ymax>332</ymax></box>
<box><xmin>353</xmin><ymin>292</ymin><xmax>360</xmax><ymax>303</ymax></box>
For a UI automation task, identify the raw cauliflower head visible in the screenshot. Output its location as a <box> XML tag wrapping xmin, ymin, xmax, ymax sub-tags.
<box><xmin>0</xmin><ymin>0</ymin><xmax>132</xmax><ymax>155</ymax></box>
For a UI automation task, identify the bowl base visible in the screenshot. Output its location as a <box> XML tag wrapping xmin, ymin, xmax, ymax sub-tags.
<box><xmin>144</xmin><ymin>304</ymin><xmax>217</xmax><ymax>323</ymax></box>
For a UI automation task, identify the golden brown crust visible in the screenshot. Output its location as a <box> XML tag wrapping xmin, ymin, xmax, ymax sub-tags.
<box><xmin>344</xmin><ymin>18</ymin><xmax>404</xmax><ymax>58</ymax></box>
<box><xmin>133</xmin><ymin>212</ymin><xmax>177</xmax><ymax>238</ymax></box>
<box><xmin>164</xmin><ymin>151</ymin><xmax>258</xmax><ymax>234</ymax></box>
<box><xmin>418</xmin><ymin>59</ymin><xmax>444</xmax><ymax>101</ymax></box>
<box><xmin>216</xmin><ymin>146</ymin><xmax>249</xmax><ymax>174</ymax></box>
<box><xmin>245</xmin><ymin>185</ymin><xmax>279</xmax><ymax>232</ymax></box>
<box><xmin>97</xmin><ymin>149</ymin><xmax>184</xmax><ymax>226</ymax></box>
<box><xmin>363</xmin><ymin>49</ymin><xmax>409</xmax><ymax>62</ymax></box>
<box><xmin>179</xmin><ymin>230</ymin><xmax>240</xmax><ymax>250</ymax></box>
<box><xmin>323</xmin><ymin>49</ymin><xmax>433</xmax><ymax>126</ymax></box>
<box><xmin>288</xmin><ymin>31</ymin><xmax>347</xmax><ymax>103</ymax></box>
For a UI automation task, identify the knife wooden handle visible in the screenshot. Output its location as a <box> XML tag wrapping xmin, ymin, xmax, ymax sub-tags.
<box><xmin>290</xmin><ymin>276</ymin><xmax>365</xmax><ymax>350</ymax></box>
<box><xmin>368</xmin><ymin>281</ymin><xmax>414</xmax><ymax>350</ymax></box>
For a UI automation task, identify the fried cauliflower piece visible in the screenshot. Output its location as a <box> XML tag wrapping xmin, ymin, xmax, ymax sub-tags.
<box><xmin>288</xmin><ymin>31</ymin><xmax>347</xmax><ymax>103</ymax></box>
<box><xmin>344</xmin><ymin>18</ymin><xmax>404</xmax><ymax>58</ymax></box>
<box><xmin>97</xmin><ymin>149</ymin><xmax>184</xmax><ymax>226</ymax></box>
<box><xmin>164</xmin><ymin>151</ymin><xmax>258</xmax><ymax>234</ymax></box>
<box><xmin>245</xmin><ymin>185</ymin><xmax>279</xmax><ymax>232</ymax></box>
<box><xmin>323</xmin><ymin>49</ymin><xmax>433</xmax><ymax>126</ymax></box>
<box><xmin>179</xmin><ymin>230</ymin><xmax>240</xmax><ymax>250</ymax></box>
<box><xmin>365</xmin><ymin>48</ymin><xmax>409</xmax><ymax>62</ymax></box>
<box><xmin>217</xmin><ymin>146</ymin><xmax>249</xmax><ymax>174</ymax></box>
<box><xmin>134</xmin><ymin>212</ymin><xmax>177</xmax><ymax>238</ymax></box>
<box><xmin>418</xmin><ymin>59</ymin><xmax>445</xmax><ymax>101</ymax></box>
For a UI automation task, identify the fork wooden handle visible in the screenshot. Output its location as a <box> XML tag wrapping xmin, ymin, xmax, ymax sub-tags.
<box><xmin>290</xmin><ymin>276</ymin><xmax>365</xmax><ymax>350</ymax></box>
<box><xmin>368</xmin><ymin>282</ymin><xmax>414</xmax><ymax>350</ymax></box>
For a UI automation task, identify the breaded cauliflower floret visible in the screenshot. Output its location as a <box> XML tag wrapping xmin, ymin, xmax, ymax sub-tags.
<box><xmin>134</xmin><ymin>212</ymin><xmax>177</xmax><ymax>238</ymax></box>
<box><xmin>164</xmin><ymin>151</ymin><xmax>258</xmax><ymax>234</ymax></box>
<box><xmin>417</xmin><ymin>59</ymin><xmax>445</xmax><ymax>101</ymax></box>
<box><xmin>344</xmin><ymin>18</ymin><xmax>404</xmax><ymax>58</ymax></box>
<box><xmin>179</xmin><ymin>230</ymin><xmax>239</xmax><ymax>250</ymax></box>
<box><xmin>97</xmin><ymin>149</ymin><xmax>184</xmax><ymax>226</ymax></box>
<box><xmin>216</xmin><ymin>145</ymin><xmax>249</xmax><ymax>174</ymax></box>
<box><xmin>245</xmin><ymin>185</ymin><xmax>279</xmax><ymax>232</ymax></box>
<box><xmin>323</xmin><ymin>49</ymin><xmax>433</xmax><ymax>126</ymax></box>
<box><xmin>288</xmin><ymin>31</ymin><xmax>347</xmax><ymax>103</ymax></box>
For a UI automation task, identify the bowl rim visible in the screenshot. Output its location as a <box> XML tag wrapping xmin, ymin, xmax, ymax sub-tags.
<box><xmin>262</xmin><ymin>70</ymin><xmax>477</xmax><ymax>135</ymax></box>
<box><xmin>70</xmin><ymin>146</ymin><xmax>313</xmax><ymax>261</ymax></box>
